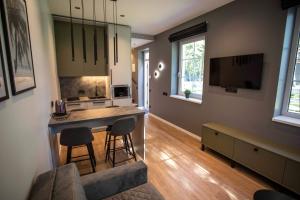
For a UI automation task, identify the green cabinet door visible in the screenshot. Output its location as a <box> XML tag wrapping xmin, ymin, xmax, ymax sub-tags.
<box><xmin>54</xmin><ymin>20</ymin><xmax>107</xmax><ymax>76</ymax></box>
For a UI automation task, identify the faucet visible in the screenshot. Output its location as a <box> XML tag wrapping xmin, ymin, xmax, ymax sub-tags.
<box><xmin>95</xmin><ymin>84</ymin><xmax>99</xmax><ymax>97</ymax></box>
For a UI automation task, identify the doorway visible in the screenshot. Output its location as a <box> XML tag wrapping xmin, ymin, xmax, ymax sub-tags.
<box><xmin>143</xmin><ymin>50</ymin><xmax>150</xmax><ymax>111</ymax></box>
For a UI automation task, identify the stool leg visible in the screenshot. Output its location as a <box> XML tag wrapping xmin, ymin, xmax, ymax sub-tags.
<box><xmin>105</xmin><ymin>134</ymin><xmax>111</xmax><ymax>162</ymax></box>
<box><xmin>90</xmin><ymin>143</ymin><xmax>97</xmax><ymax>166</ymax></box>
<box><xmin>128</xmin><ymin>134</ymin><xmax>137</xmax><ymax>161</ymax></box>
<box><xmin>112</xmin><ymin>136</ymin><xmax>116</xmax><ymax>167</ymax></box>
<box><xmin>87</xmin><ymin>144</ymin><xmax>96</xmax><ymax>173</ymax></box>
<box><xmin>122</xmin><ymin>136</ymin><xmax>129</xmax><ymax>153</ymax></box>
<box><xmin>66</xmin><ymin>146</ymin><xmax>72</xmax><ymax>164</ymax></box>
<box><xmin>104</xmin><ymin>132</ymin><xmax>108</xmax><ymax>150</ymax></box>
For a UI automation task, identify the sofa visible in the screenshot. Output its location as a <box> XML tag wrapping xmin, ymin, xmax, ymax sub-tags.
<box><xmin>29</xmin><ymin>161</ymin><xmax>164</xmax><ymax>200</ymax></box>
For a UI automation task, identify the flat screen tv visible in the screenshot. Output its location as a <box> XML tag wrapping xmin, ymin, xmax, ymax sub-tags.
<box><xmin>209</xmin><ymin>53</ymin><xmax>264</xmax><ymax>90</ymax></box>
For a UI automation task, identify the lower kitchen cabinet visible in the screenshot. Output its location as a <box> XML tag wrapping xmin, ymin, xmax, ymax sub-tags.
<box><xmin>282</xmin><ymin>159</ymin><xmax>300</xmax><ymax>194</ymax></box>
<box><xmin>202</xmin><ymin>123</ymin><xmax>300</xmax><ymax>195</ymax></box>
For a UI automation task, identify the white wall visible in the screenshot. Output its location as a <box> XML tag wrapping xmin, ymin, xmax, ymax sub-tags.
<box><xmin>0</xmin><ymin>0</ymin><xmax>59</xmax><ymax>199</ymax></box>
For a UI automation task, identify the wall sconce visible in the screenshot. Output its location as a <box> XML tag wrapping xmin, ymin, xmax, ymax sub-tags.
<box><xmin>154</xmin><ymin>70</ymin><xmax>160</xmax><ymax>79</ymax></box>
<box><xmin>158</xmin><ymin>62</ymin><xmax>165</xmax><ymax>71</ymax></box>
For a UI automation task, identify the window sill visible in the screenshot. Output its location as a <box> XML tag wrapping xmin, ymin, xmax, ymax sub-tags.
<box><xmin>272</xmin><ymin>115</ymin><xmax>300</xmax><ymax>128</ymax></box>
<box><xmin>170</xmin><ymin>95</ymin><xmax>202</xmax><ymax>104</ymax></box>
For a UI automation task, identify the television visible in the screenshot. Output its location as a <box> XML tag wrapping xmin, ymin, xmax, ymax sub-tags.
<box><xmin>209</xmin><ymin>53</ymin><xmax>264</xmax><ymax>90</ymax></box>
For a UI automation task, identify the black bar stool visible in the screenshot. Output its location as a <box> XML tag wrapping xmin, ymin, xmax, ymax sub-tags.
<box><xmin>105</xmin><ymin>117</ymin><xmax>137</xmax><ymax>167</ymax></box>
<box><xmin>60</xmin><ymin>127</ymin><xmax>96</xmax><ymax>173</ymax></box>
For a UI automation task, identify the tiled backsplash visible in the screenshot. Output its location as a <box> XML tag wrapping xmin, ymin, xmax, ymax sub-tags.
<box><xmin>59</xmin><ymin>76</ymin><xmax>108</xmax><ymax>98</ymax></box>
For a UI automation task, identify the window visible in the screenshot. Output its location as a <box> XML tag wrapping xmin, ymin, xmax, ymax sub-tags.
<box><xmin>178</xmin><ymin>36</ymin><xmax>205</xmax><ymax>99</ymax></box>
<box><xmin>282</xmin><ymin>9</ymin><xmax>300</xmax><ymax>119</ymax></box>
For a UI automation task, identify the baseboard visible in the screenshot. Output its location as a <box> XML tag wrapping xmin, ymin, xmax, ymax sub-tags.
<box><xmin>148</xmin><ymin>113</ymin><xmax>202</xmax><ymax>141</ymax></box>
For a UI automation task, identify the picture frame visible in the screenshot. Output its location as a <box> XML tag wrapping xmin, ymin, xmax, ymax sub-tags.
<box><xmin>0</xmin><ymin>0</ymin><xmax>36</xmax><ymax>95</ymax></box>
<box><xmin>0</xmin><ymin>39</ymin><xmax>9</xmax><ymax>102</ymax></box>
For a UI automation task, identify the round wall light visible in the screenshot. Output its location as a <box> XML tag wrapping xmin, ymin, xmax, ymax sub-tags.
<box><xmin>154</xmin><ymin>70</ymin><xmax>160</xmax><ymax>79</ymax></box>
<box><xmin>158</xmin><ymin>62</ymin><xmax>165</xmax><ymax>71</ymax></box>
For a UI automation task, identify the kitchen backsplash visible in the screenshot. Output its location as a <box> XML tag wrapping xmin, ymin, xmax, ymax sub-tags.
<box><xmin>60</xmin><ymin>76</ymin><xmax>108</xmax><ymax>99</ymax></box>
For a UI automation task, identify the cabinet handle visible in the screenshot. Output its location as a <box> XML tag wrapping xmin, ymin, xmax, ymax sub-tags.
<box><xmin>254</xmin><ymin>148</ymin><xmax>259</xmax><ymax>152</ymax></box>
<box><xmin>68</xmin><ymin>103</ymin><xmax>80</xmax><ymax>106</ymax></box>
<box><xmin>215</xmin><ymin>132</ymin><xmax>219</xmax><ymax>136</ymax></box>
<box><xmin>93</xmin><ymin>101</ymin><xmax>105</xmax><ymax>104</ymax></box>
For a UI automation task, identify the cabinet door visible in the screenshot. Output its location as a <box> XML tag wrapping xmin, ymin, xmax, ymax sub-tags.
<box><xmin>202</xmin><ymin>127</ymin><xmax>218</xmax><ymax>151</ymax></box>
<box><xmin>82</xmin><ymin>25</ymin><xmax>108</xmax><ymax>76</ymax></box>
<box><xmin>283</xmin><ymin>159</ymin><xmax>300</xmax><ymax>194</ymax></box>
<box><xmin>234</xmin><ymin>140</ymin><xmax>285</xmax><ymax>183</ymax></box>
<box><xmin>202</xmin><ymin>127</ymin><xmax>234</xmax><ymax>158</ymax></box>
<box><xmin>54</xmin><ymin>20</ymin><xmax>107</xmax><ymax>76</ymax></box>
<box><xmin>108</xmin><ymin>24</ymin><xmax>132</xmax><ymax>85</ymax></box>
<box><xmin>54</xmin><ymin>21</ymin><xmax>83</xmax><ymax>76</ymax></box>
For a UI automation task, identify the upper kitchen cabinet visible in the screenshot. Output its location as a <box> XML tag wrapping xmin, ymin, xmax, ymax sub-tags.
<box><xmin>54</xmin><ymin>20</ymin><xmax>108</xmax><ymax>77</ymax></box>
<box><xmin>108</xmin><ymin>24</ymin><xmax>132</xmax><ymax>86</ymax></box>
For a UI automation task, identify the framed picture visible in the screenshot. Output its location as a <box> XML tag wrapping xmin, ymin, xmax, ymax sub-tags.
<box><xmin>0</xmin><ymin>39</ymin><xmax>9</xmax><ymax>102</ymax></box>
<box><xmin>0</xmin><ymin>0</ymin><xmax>36</xmax><ymax>95</ymax></box>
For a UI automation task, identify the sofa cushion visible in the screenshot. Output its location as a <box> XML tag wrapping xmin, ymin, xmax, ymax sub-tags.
<box><xmin>29</xmin><ymin>163</ymin><xmax>87</xmax><ymax>200</ymax></box>
<box><xmin>103</xmin><ymin>183</ymin><xmax>164</xmax><ymax>200</ymax></box>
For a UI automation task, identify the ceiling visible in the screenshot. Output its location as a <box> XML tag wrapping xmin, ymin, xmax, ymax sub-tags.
<box><xmin>48</xmin><ymin>0</ymin><xmax>233</xmax><ymax>36</ymax></box>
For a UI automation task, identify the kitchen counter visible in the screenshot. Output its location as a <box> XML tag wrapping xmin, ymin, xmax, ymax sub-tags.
<box><xmin>65</xmin><ymin>96</ymin><xmax>111</xmax><ymax>103</ymax></box>
<box><xmin>48</xmin><ymin>106</ymin><xmax>146</xmax><ymax>168</ymax></box>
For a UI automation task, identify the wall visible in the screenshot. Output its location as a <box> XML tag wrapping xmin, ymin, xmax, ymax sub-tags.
<box><xmin>134</xmin><ymin>0</ymin><xmax>300</xmax><ymax>148</ymax></box>
<box><xmin>0</xmin><ymin>0</ymin><xmax>59</xmax><ymax>199</ymax></box>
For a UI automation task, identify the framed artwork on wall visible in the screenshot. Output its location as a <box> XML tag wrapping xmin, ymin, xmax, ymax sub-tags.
<box><xmin>0</xmin><ymin>0</ymin><xmax>36</xmax><ymax>95</ymax></box>
<box><xmin>0</xmin><ymin>39</ymin><xmax>9</xmax><ymax>102</ymax></box>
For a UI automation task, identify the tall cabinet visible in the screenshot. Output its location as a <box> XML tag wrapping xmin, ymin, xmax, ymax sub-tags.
<box><xmin>107</xmin><ymin>24</ymin><xmax>132</xmax><ymax>106</ymax></box>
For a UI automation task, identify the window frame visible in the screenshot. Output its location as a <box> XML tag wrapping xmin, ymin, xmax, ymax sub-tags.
<box><xmin>282</xmin><ymin>8</ymin><xmax>300</xmax><ymax>119</ymax></box>
<box><xmin>177</xmin><ymin>35</ymin><xmax>205</xmax><ymax>99</ymax></box>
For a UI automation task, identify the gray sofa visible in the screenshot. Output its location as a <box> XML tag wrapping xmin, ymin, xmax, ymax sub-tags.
<box><xmin>29</xmin><ymin>161</ymin><xmax>164</xmax><ymax>200</ymax></box>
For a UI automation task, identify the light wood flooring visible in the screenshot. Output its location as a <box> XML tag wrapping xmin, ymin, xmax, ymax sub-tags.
<box><xmin>59</xmin><ymin>114</ymin><xmax>274</xmax><ymax>200</ymax></box>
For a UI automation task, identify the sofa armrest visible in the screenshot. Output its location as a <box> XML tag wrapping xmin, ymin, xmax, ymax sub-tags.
<box><xmin>80</xmin><ymin>161</ymin><xmax>147</xmax><ymax>200</ymax></box>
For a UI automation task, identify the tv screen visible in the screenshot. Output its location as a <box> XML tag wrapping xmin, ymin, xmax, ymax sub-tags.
<box><xmin>209</xmin><ymin>54</ymin><xmax>264</xmax><ymax>90</ymax></box>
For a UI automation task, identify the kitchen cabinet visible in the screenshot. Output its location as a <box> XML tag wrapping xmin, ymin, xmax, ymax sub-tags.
<box><xmin>54</xmin><ymin>20</ymin><xmax>108</xmax><ymax>77</ymax></box>
<box><xmin>282</xmin><ymin>159</ymin><xmax>300</xmax><ymax>194</ymax></box>
<box><xmin>107</xmin><ymin>24</ymin><xmax>132</xmax><ymax>86</ymax></box>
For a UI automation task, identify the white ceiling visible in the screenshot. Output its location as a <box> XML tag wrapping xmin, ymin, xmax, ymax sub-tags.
<box><xmin>131</xmin><ymin>38</ymin><xmax>153</xmax><ymax>49</ymax></box>
<box><xmin>48</xmin><ymin>0</ymin><xmax>233</xmax><ymax>35</ymax></box>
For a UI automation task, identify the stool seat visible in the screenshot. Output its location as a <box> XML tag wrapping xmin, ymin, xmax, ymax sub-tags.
<box><xmin>60</xmin><ymin>127</ymin><xmax>96</xmax><ymax>173</ymax></box>
<box><xmin>60</xmin><ymin>127</ymin><xmax>93</xmax><ymax>146</ymax></box>
<box><xmin>253</xmin><ymin>190</ymin><xmax>294</xmax><ymax>200</ymax></box>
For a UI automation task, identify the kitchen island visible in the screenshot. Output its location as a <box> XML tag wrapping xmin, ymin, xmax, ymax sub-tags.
<box><xmin>48</xmin><ymin>106</ymin><xmax>145</xmax><ymax>168</ymax></box>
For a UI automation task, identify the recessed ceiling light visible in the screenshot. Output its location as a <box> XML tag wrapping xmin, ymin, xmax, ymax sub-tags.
<box><xmin>120</xmin><ymin>14</ymin><xmax>125</xmax><ymax>17</ymax></box>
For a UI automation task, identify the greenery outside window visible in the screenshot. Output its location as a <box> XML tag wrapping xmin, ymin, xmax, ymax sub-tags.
<box><xmin>178</xmin><ymin>35</ymin><xmax>205</xmax><ymax>99</ymax></box>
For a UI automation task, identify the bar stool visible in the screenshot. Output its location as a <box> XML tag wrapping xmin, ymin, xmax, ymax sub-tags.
<box><xmin>253</xmin><ymin>190</ymin><xmax>294</xmax><ymax>200</ymax></box>
<box><xmin>105</xmin><ymin>117</ymin><xmax>137</xmax><ymax>167</ymax></box>
<box><xmin>60</xmin><ymin>127</ymin><xmax>96</xmax><ymax>173</ymax></box>
<box><xmin>104</xmin><ymin>105</ymin><xmax>120</xmax><ymax>150</ymax></box>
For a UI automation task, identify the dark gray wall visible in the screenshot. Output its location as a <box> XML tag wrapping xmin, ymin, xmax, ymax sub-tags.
<box><xmin>134</xmin><ymin>0</ymin><xmax>300</xmax><ymax>148</ymax></box>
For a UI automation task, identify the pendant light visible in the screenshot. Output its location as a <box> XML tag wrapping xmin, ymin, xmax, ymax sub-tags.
<box><xmin>69</xmin><ymin>0</ymin><xmax>74</xmax><ymax>61</ymax></box>
<box><xmin>93</xmin><ymin>0</ymin><xmax>97</xmax><ymax>65</ymax></box>
<box><xmin>103</xmin><ymin>0</ymin><xmax>108</xmax><ymax>65</ymax></box>
<box><xmin>111</xmin><ymin>0</ymin><xmax>118</xmax><ymax>66</ymax></box>
<box><xmin>81</xmin><ymin>0</ymin><xmax>87</xmax><ymax>63</ymax></box>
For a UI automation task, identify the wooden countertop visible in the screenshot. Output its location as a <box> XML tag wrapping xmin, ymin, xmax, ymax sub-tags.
<box><xmin>49</xmin><ymin>106</ymin><xmax>145</xmax><ymax>127</ymax></box>
<box><xmin>203</xmin><ymin>122</ymin><xmax>300</xmax><ymax>163</ymax></box>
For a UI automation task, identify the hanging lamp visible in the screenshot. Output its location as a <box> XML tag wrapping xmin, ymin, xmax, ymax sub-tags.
<box><xmin>69</xmin><ymin>0</ymin><xmax>74</xmax><ymax>61</ymax></box>
<box><xmin>81</xmin><ymin>0</ymin><xmax>87</xmax><ymax>63</ymax></box>
<box><xmin>111</xmin><ymin>0</ymin><xmax>118</xmax><ymax>66</ymax></box>
<box><xmin>103</xmin><ymin>0</ymin><xmax>108</xmax><ymax>65</ymax></box>
<box><xmin>93</xmin><ymin>0</ymin><xmax>97</xmax><ymax>65</ymax></box>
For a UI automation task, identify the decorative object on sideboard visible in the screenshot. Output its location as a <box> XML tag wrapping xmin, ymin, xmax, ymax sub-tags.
<box><xmin>0</xmin><ymin>39</ymin><xmax>9</xmax><ymax>102</ymax></box>
<box><xmin>0</xmin><ymin>0</ymin><xmax>36</xmax><ymax>95</ymax></box>
<box><xmin>184</xmin><ymin>89</ymin><xmax>191</xmax><ymax>99</ymax></box>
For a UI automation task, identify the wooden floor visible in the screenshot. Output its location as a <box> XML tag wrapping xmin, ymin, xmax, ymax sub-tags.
<box><xmin>59</xmin><ymin>114</ymin><xmax>272</xmax><ymax>200</ymax></box>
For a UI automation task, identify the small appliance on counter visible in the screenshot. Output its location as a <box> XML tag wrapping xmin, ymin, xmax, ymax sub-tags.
<box><xmin>54</xmin><ymin>100</ymin><xmax>67</xmax><ymax>116</ymax></box>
